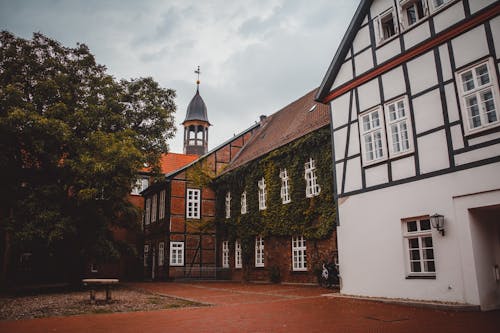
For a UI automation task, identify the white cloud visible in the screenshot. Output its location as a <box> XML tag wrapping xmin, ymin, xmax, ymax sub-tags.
<box><xmin>0</xmin><ymin>0</ymin><xmax>359</xmax><ymax>153</ymax></box>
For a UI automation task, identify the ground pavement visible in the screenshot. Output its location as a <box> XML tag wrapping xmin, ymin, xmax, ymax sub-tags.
<box><xmin>0</xmin><ymin>281</ymin><xmax>499</xmax><ymax>333</ymax></box>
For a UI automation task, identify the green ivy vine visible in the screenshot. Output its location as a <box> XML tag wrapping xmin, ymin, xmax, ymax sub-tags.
<box><xmin>214</xmin><ymin>126</ymin><xmax>335</xmax><ymax>246</ymax></box>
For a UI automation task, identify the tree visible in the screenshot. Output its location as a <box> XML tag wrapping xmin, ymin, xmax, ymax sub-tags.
<box><xmin>0</xmin><ymin>31</ymin><xmax>176</xmax><ymax>285</ymax></box>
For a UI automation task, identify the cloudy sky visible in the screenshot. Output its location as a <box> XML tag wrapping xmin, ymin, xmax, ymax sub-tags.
<box><xmin>0</xmin><ymin>0</ymin><xmax>358</xmax><ymax>153</ymax></box>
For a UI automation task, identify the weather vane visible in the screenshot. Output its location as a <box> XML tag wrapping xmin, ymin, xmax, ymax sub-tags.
<box><xmin>195</xmin><ymin>65</ymin><xmax>201</xmax><ymax>86</ymax></box>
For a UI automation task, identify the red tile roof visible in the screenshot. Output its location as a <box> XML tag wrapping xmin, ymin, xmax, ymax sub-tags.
<box><xmin>158</xmin><ymin>153</ymin><xmax>198</xmax><ymax>174</ymax></box>
<box><xmin>224</xmin><ymin>88</ymin><xmax>330</xmax><ymax>173</ymax></box>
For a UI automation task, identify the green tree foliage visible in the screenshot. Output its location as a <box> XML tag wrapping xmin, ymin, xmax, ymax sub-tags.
<box><xmin>0</xmin><ymin>31</ymin><xmax>176</xmax><ymax>281</ymax></box>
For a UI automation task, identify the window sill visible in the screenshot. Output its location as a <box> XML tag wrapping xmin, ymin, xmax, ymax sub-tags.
<box><xmin>405</xmin><ymin>274</ymin><xmax>436</xmax><ymax>280</ymax></box>
<box><xmin>464</xmin><ymin>121</ymin><xmax>500</xmax><ymax>138</ymax></box>
<box><xmin>291</xmin><ymin>270</ymin><xmax>309</xmax><ymax>274</ymax></box>
<box><xmin>376</xmin><ymin>34</ymin><xmax>399</xmax><ymax>49</ymax></box>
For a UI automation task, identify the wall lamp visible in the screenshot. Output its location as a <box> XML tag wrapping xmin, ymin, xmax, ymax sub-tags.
<box><xmin>430</xmin><ymin>213</ymin><xmax>445</xmax><ymax>236</ymax></box>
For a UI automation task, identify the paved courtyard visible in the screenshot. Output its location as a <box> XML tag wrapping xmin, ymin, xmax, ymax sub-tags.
<box><xmin>0</xmin><ymin>281</ymin><xmax>499</xmax><ymax>333</ymax></box>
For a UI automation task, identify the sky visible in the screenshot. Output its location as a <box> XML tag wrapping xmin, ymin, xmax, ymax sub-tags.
<box><xmin>0</xmin><ymin>0</ymin><xmax>359</xmax><ymax>153</ymax></box>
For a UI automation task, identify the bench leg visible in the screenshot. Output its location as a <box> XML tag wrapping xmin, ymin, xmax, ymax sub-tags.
<box><xmin>106</xmin><ymin>286</ymin><xmax>111</xmax><ymax>303</ymax></box>
<box><xmin>90</xmin><ymin>289</ymin><xmax>96</xmax><ymax>304</ymax></box>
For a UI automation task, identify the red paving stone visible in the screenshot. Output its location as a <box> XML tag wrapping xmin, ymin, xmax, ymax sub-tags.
<box><xmin>1</xmin><ymin>281</ymin><xmax>499</xmax><ymax>333</ymax></box>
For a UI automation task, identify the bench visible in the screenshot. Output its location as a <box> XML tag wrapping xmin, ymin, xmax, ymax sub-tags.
<box><xmin>82</xmin><ymin>279</ymin><xmax>119</xmax><ymax>304</ymax></box>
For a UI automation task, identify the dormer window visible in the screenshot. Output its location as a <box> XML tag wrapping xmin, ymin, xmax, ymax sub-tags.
<box><xmin>305</xmin><ymin>158</ymin><xmax>321</xmax><ymax>198</ymax></box>
<box><xmin>258</xmin><ymin>178</ymin><xmax>267</xmax><ymax>210</ymax></box>
<box><xmin>378</xmin><ymin>9</ymin><xmax>398</xmax><ymax>43</ymax></box>
<box><xmin>400</xmin><ymin>0</ymin><xmax>427</xmax><ymax>28</ymax></box>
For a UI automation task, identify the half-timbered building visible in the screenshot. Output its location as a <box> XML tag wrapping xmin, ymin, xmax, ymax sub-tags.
<box><xmin>317</xmin><ymin>0</ymin><xmax>500</xmax><ymax>310</ymax></box>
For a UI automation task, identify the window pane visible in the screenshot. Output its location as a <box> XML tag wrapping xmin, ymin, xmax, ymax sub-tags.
<box><xmin>410</xmin><ymin>249</ymin><xmax>420</xmax><ymax>260</ymax></box>
<box><xmin>372</xmin><ymin>112</ymin><xmax>380</xmax><ymax>127</ymax></box>
<box><xmin>411</xmin><ymin>261</ymin><xmax>421</xmax><ymax>272</ymax></box>
<box><xmin>363</xmin><ymin>115</ymin><xmax>371</xmax><ymax>131</ymax></box>
<box><xmin>425</xmin><ymin>261</ymin><xmax>435</xmax><ymax>272</ymax></box>
<box><xmin>420</xmin><ymin>219</ymin><xmax>431</xmax><ymax>230</ymax></box>
<box><xmin>407</xmin><ymin>221</ymin><xmax>418</xmax><ymax>232</ymax></box>
<box><xmin>407</xmin><ymin>6</ymin><xmax>417</xmax><ymax>25</ymax></box>
<box><xmin>389</xmin><ymin>104</ymin><xmax>397</xmax><ymax>121</ymax></box>
<box><xmin>374</xmin><ymin>131</ymin><xmax>383</xmax><ymax>158</ymax></box>
<box><xmin>401</xmin><ymin>122</ymin><xmax>409</xmax><ymax>150</ymax></box>
<box><xmin>481</xmin><ymin>89</ymin><xmax>497</xmax><ymax>124</ymax></box>
<box><xmin>391</xmin><ymin>124</ymin><xmax>400</xmax><ymax>153</ymax></box>
<box><xmin>466</xmin><ymin>95</ymin><xmax>481</xmax><ymax>128</ymax></box>
<box><xmin>461</xmin><ymin>71</ymin><xmax>474</xmax><ymax>92</ymax></box>
<box><xmin>476</xmin><ymin>64</ymin><xmax>490</xmax><ymax>85</ymax></box>
<box><xmin>424</xmin><ymin>249</ymin><xmax>434</xmax><ymax>260</ymax></box>
<box><xmin>422</xmin><ymin>236</ymin><xmax>433</xmax><ymax>248</ymax></box>
<box><xmin>408</xmin><ymin>237</ymin><xmax>419</xmax><ymax>248</ymax></box>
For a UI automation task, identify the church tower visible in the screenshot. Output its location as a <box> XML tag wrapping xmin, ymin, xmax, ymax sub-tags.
<box><xmin>183</xmin><ymin>66</ymin><xmax>210</xmax><ymax>156</ymax></box>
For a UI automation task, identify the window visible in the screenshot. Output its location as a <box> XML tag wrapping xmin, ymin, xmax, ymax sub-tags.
<box><xmin>430</xmin><ymin>0</ymin><xmax>452</xmax><ymax>11</ymax></box>
<box><xmin>222</xmin><ymin>241</ymin><xmax>229</xmax><ymax>268</ymax></box>
<box><xmin>241</xmin><ymin>191</ymin><xmax>247</xmax><ymax>215</ymax></box>
<box><xmin>403</xmin><ymin>218</ymin><xmax>436</xmax><ymax>277</ymax></box>
<box><xmin>90</xmin><ymin>262</ymin><xmax>98</xmax><ymax>273</ymax></box>
<box><xmin>400</xmin><ymin>0</ymin><xmax>427</xmax><ymax>28</ymax></box>
<box><xmin>359</xmin><ymin>108</ymin><xmax>387</xmax><ymax>165</ymax></box>
<box><xmin>143</xmin><ymin>244</ymin><xmax>149</xmax><ymax>267</ymax></box>
<box><xmin>225</xmin><ymin>192</ymin><xmax>231</xmax><ymax>219</ymax></box>
<box><xmin>186</xmin><ymin>189</ymin><xmax>201</xmax><ymax>219</ymax></box>
<box><xmin>378</xmin><ymin>9</ymin><xmax>398</xmax><ymax>42</ymax></box>
<box><xmin>457</xmin><ymin>58</ymin><xmax>499</xmax><ymax>134</ymax></box>
<box><xmin>235</xmin><ymin>240</ymin><xmax>242</xmax><ymax>269</ymax></box>
<box><xmin>384</xmin><ymin>97</ymin><xmax>413</xmax><ymax>157</ymax></box>
<box><xmin>280</xmin><ymin>169</ymin><xmax>291</xmax><ymax>204</ymax></box>
<box><xmin>304</xmin><ymin>158</ymin><xmax>321</xmax><ymax>197</ymax></box>
<box><xmin>144</xmin><ymin>198</ymin><xmax>151</xmax><ymax>226</ymax></box>
<box><xmin>170</xmin><ymin>242</ymin><xmax>184</xmax><ymax>266</ymax></box>
<box><xmin>258</xmin><ymin>178</ymin><xmax>267</xmax><ymax>210</ymax></box>
<box><xmin>131</xmin><ymin>176</ymin><xmax>149</xmax><ymax>195</ymax></box>
<box><xmin>158</xmin><ymin>242</ymin><xmax>164</xmax><ymax>267</ymax></box>
<box><xmin>151</xmin><ymin>194</ymin><xmax>157</xmax><ymax>223</ymax></box>
<box><xmin>159</xmin><ymin>190</ymin><xmax>166</xmax><ymax>220</ymax></box>
<box><xmin>292</xmin><ymin>236</ymin><xmax>307</xmax><ymax>271</ymax></box>
<box><xmin>255</xmin><ymin>236</ymin><xmax>264</xmax><ymax>267</ymax></box>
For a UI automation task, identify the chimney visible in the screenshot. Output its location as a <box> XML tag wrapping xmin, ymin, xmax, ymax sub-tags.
<box><xmin>259</xmin><ymin>115</ymin><xmax>267</xmax><ymax>122</ymax></box>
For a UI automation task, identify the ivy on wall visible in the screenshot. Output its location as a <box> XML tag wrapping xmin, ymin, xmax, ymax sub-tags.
<box><xmin>213</xmin><ymin>126</ymin><xmax>335</xmax><ymax>247</ymax></box>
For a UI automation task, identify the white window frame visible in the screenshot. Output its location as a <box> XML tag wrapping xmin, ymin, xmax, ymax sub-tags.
<box><xmin>225</xmin><ymin>192</ymin><xmax>231</xmax><ymax>219</ymax></box>
<box><xmin>258</xmin><ymin>178</ymin><xmax>267</xmax><ymax>210</ymax></box>
<box><xmin>402</xmin><ymin>217</ymin><xmax>436</xmax><ymax>277</ymax></box>
<box><xmin>377</xmin><ymin>8</ymin><xmax>398</xmax><ymax>44</ymax></box>
<box><xmin>131</xmin><ymin>176</ymin><xmax>149</xmax><ymax>195</ymax></box>
<box><xmin>170</xmin><ymin>242</ymin><xmax>184</xmax><ymax>266</ymax></box>
<box><xmin>255</xmin><ymin>236</ymin><xmax>264</xmax><ymax>267</ymax></box>
<box><xmin>186</xmin><ymin>188</ymin><xmax>201</xmax><ymax>219</ymax></box>
<box><xmin>456</xmin><ymin>58</ymin><xmax>500</xmax><ymax>135</ymax></box>
<box><xmin>235</xmin><ymin>240</ymin><xmax>242</xmax><ymax>269</ymax></box>
<box><xmin>429</xmin><ymin>0</ymin><xmax>454</xmax><ymax>13</ymax></box>
<box><xmin>384</xmin><ymin>96</ymin><xmax>414</xmax><ymax>158</ymax></box>
<box><xmin>143</xmin><ymin>244</ymin><xmax>149</xmax><ymax>267</ymax></box>
<box><xmin>144</xmin><ymin>197</ymin><xmax>151</xmax><ymax>226</ymax></box>
<box><xmin>359</xmin><ymin>107</ymin><xmax>388</xmax><ymax>166</ymax></box>
<box><xmin>304</xmin><ymin>158</ymin><xmax>321</xmax><ymax>198</ymax></box>
<box><xmin>399</xmin><ymin>0</ymin><xmax>428</xmax><ymax>29</ymax></box>
<box><xmin>159</xmin><ymin>190</ymin><xmax>166</xmax><ymax>220</ymax></box>
<box><xmin>241</xmin><ymin>191</ymin><xmax>247</xmax><ymax>215</ymax></box>
<box><xmin>151</xmin><ymin>194</ymin><xmax>157</xmax><ymax>223</ymax></box>
<box><xmin>280</xmin><ymin>168</ymin><xmax>291</xmax><ymax>204</ymax></box>
<box><xmin>222</xmin><ymin>240</ymin><xmax>229</xmax><ymax>268</ymax></box>
<box><xmin>291</xmin><ymin>236</ymin><xmax>307</xmax><ymax>271</ymax></box>
<box><xmin>158</xmin><ymin>242</ymin><xmax>164</xmax><ymax>267</ymax></box>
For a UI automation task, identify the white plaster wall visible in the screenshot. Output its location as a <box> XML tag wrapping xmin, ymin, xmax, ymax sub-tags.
<box><xmin>353</xmin><ymin>25</ymin><xmax>371</xmax><ymax>54</ymax></box>
<box><xmin>335</xmin><ymin>162</ymin><xmax>344</xmax><ymax>193</ymax></box>
<box><xmin>451</xmin><ymin>25</ymin><xmax>489</xmax><ymax>69</ymax></box>
<box><xmin>468</xmin><ymin>131</ymin><xmax>500</xmax><ymax>146</ymax></box>
<box><xmin>450</xmin><ymin>124</ymin><xmax>465</xmax><ymax>151</ymax></box>
<box><xmin>365</xmin><ymin>163</ymin><xmax>388</xmax><ymax>187</ymax></box>
<box><xmin>355</xmin><ymin>48</ymin><xmax>374</xmax><ymax>76</ymax></box>
<box><xmin>337</xmin><ymin>162</ymin><xmax>500</xmax><ymax>305</ymax></box>
<box><xmin>454</xmin><ymin>143</ymin><xmax>500</xmax><ymax>166</ymax></box>
<box><xmin>334</xmin><ymin>127</ymin><xmax>347</xmax><ymax>161</ymax></box>
<box><xmin>332</xmin><ymin>60</ymin><xmax>354</xmax><ymax>89</ymax></box>
<box><xmin>376</xmin><ymin>38</ymin><xmax>401</xmax><ymax>64</ymax></box>
<box><xmin>412</xmin><ymin>89</ymin><xmax>444</xmax><ymax>134</ymax></box>
<box><xmin>469</xmin><ymin>0</ymin><xmax>497</xmax><ymax>14</ymax></box>
<box><xmin>407</xmin><ymin>51</ymin><xmax>438</xmax><ymax>95</ymax></box>
<box><xmin>403</xmin><ymin>21</ymin><xmax>431</xmax><ymax>49</ymax></box>
<box><xmin>391</xmin><ymin>156</ymin><xmax>416</xmax><ymax>181</ymax></box>
<box><xmin>357</xmin><ymin>78</ymin><xmax>380</xmax><ymax>112</ymax></box>
<box><xmin>417</xmin><ymin>130</ymin><xmax>450</xmax><ymax>173</ymax></box>
<box><xmin>344</xmin><ymin>157</ymin><xmax>362</xmax><ymax>193</ymax></box>
<box><xmin>445</xmin><ymin>83</ymin><xmax>460</xmax><ymax>123</ymax></box>
<box><xmin>331</xmin><ymin>92</ymin><xmax>351</xmax><ymax>128</ymax></box>
<box><xmin>439</xmin><ymin>45</ymin><xmax>453</xmax><ymax>82</ymax></box>
<box><xmin>490</xmin><ymin>16</ymin><xmax>500</xmax><ymax>60</ymax></box>
<box><xmin>370</xmin><ymin>0</ymin><xmax>395</xmax><ymax>18</ymax></box>
<box><xmin>381</xmin><ymin>66</ymin><xmax>405</xmax><ymax>101</ymax></box>
<box><xmin>348</xmin><ymin>124</ymin><xmax>360</xmax><ymax>157</ymax></box>
<box><xmin>433</xmin><ymin>1</ymin><xmax>465</xmax><ymax>34</ymax></box>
